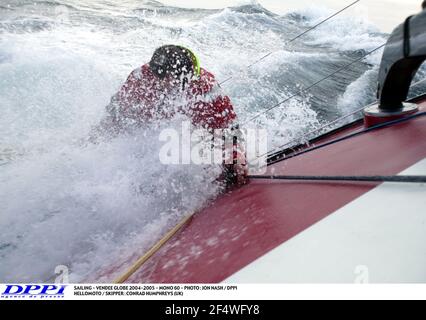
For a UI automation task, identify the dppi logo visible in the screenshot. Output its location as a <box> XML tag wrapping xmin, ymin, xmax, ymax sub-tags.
<box><xmin>1</xmin><ymin>285</ymin><xmax>67</xmax><ymax>299</ymax></box>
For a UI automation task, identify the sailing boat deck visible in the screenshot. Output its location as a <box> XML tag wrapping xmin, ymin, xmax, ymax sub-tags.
<box><xmin>119</xmin><ymin>99</ymin><xmax>426</xmax><ymax>283</ymax></box>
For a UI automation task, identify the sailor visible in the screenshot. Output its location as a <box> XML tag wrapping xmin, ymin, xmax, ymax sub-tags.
<box><xmin>94</xmin><ymin>45</ymin><xmax>247</xmax><ymax>186</ymax></box>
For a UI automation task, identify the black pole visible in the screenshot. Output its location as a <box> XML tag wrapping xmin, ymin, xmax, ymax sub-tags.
<box><xmin>248</xmin><ymin>175</ymin><xmax>426</xmax><ymax>184</ymax></box>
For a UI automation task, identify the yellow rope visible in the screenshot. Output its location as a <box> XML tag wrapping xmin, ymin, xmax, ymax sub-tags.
<box><xmin>114</xmin><ymin>214</ymin><xmax>194</xmax><ymax>283</ymax></box>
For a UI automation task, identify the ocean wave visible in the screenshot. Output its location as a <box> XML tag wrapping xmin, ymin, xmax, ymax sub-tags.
<box><xmin>4</xmin><ymin>0</ymin><xmax>77</xmax><ymax>11</ymax></box>
<box><xmin>0</xmin><ymin>18</ymin><xmax>55</xmax><ymax>33</ymax></box>
<box><xmin>230</xmin><ymin>3</ymin><xmax>276</xmax><ymax>16</ymax></box>
<box><xmin>0</xmin><ymin>122</ymin><xmax>222</xmax><ymax>282</ymax></box>
<box><xmin>0</xmin><ymin>0</ymin><xmax>397</xmax><ymax>282</ymax></box>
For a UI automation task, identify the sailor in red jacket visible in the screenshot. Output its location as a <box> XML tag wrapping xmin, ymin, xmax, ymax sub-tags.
<box><xmin>97</xmin><ymin>45</ymin><xmax>237</xmax><ymax>134</ymax></box>
<box><xmin>94</xmin><ymin>45</ymin><xmax>247</xmax><ymax>186</ymax></box>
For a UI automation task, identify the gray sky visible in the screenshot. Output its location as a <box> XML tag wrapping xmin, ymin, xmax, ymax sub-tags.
<box><xmin>161</xmin><ymin>0</ymin><xmax>423</xmax><ymax>32</ymax></box>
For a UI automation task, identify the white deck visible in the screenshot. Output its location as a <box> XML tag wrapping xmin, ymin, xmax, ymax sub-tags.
<box><xmin>225</xmin><ymin>158</ymin><xmax>426</xmax><ymax>283</ymax></box>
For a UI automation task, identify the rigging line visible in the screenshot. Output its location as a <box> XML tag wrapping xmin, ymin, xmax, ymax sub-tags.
<box><xmin>260</xmin><ymin>105</ymin><xmax>369</xmax><ymax>160</ymax></box>
<box><xmin>242</xmin><ymin>43</ymin><xmax>386</xmax><ymax>126</ymax></box>
<box><xmin>284</xmin><ymin>0</ymin><xmax>362</xmax><ymax>45</ymax></box>
<box><xmin>255</xmin><ymin>77</ymin><xmax>426</xmax><ymax>162</ymax></box>
<box><xmin>411</xmin><ymin>77</ymin><xmax>426</xmax><ymax>87</ymax></box>
<box><xmin>269</xmin><ymin>111</ymin><xmax>426</xmax><ymax>164</ymax></box>
<box><xmin>248</xmin><ymin>175</ymin><xmax>426</xmax><ymax>184</ymax></box>
<box><xmin>219</xmin><ymin>0</ymin><xmax>362</xmax><ymax>86</ymax></box>
<box><xmin>258</xmin><ymin>77</ymin><xmax>426</xmax><ymax>162</ymax></box>
<box><xmin>114</xmin><ymin>213</ymin><xmax>194</xmax><ymax>283</ymax></box>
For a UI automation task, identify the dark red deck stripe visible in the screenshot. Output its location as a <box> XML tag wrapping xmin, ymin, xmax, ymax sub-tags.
<box><xmin>117</xmin><ymin>102</ymin><xmax>426</xmax><ymax>283</ymax></box>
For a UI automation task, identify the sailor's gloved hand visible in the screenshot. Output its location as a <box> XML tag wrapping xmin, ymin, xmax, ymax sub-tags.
<box><xmin>222</xmin><ymin>151</ymin><xmax>249</xmax><ymax>188</ymax></box>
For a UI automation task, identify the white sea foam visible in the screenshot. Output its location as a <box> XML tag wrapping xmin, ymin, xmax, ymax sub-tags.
<box><xmin>0</xmin><ymin>0</ymin><xmax>391</xmax><ymax>282</ymax></box>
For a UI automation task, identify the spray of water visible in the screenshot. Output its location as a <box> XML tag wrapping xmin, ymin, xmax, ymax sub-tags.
<box><xmin>0</xmin><ymin>0</ymin><xmax>393</xmax><ymax>282</ymax></box>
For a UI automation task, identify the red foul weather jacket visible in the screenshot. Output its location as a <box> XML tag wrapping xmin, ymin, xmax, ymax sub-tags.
<box><xmin>106</xmin><ymin>64</ymin><xmax>237</xmax><ymax>130</ymax></box>
<box><xmin>99</xmin><ymin>64</ymin><xmax>248</xmax><ymax>186</ymax></box>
